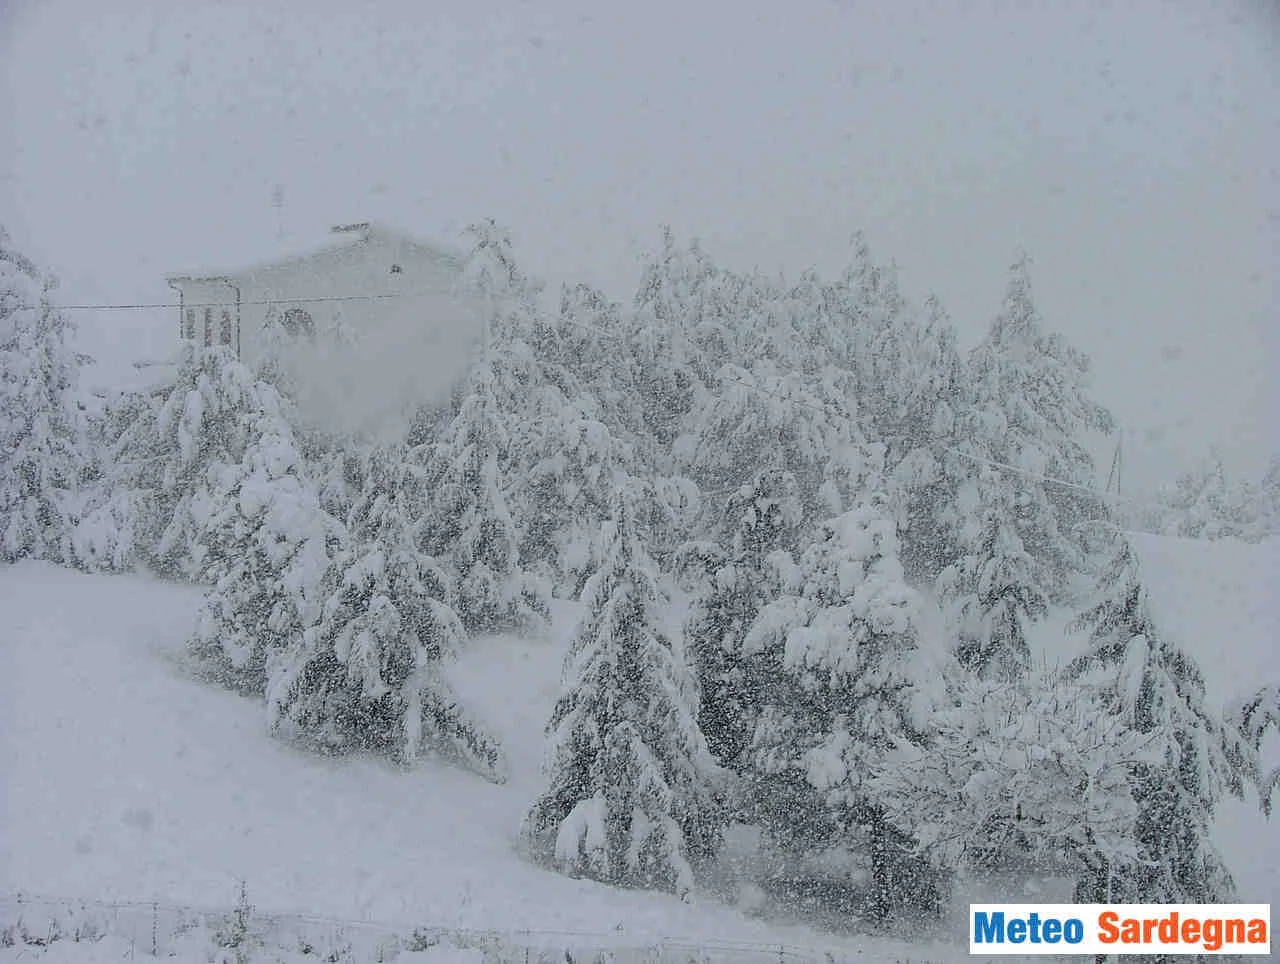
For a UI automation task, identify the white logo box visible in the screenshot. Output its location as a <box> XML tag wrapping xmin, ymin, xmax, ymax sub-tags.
<box><xmin>969</xmin><ymin>903</ymin><xmax>1271</xmax><ymax>956</ymax></box>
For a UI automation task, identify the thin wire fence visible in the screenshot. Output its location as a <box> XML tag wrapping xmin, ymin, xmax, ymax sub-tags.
<box><xmin>0</xmin><ymin>891</ymin><xmax>970</xmax><ymax>964</ymax></box>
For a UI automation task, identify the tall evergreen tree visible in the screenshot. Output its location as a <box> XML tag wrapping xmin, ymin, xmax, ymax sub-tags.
<box><xmin>617</xmin><ymin>229</ymin><xmax>713</xmax><ymax>449</ymax></box>
<box><xmin>0</xmin><ymin>229</ymin><xmax>89</xmax><ymax>565</ymax></box>
<box><xmin>962</xmin><ymin>256</ymin><xmax>1114</xmax><ymax>601</ymax></box>
<box><xmin>112</xmin><ymin>343</ymin><xmax>266</xmax><ymax>579</ymax></box>
<box><xmin>70</xmin><ymin>384</ymin><xmax>160</xmax><ymax>572</ymax></box>
<box><xmin>425</xmin><ymin>365</ymin><xmax>547</xmax><ymax>632</ymax></box>
<box><xmin>871</xmin><ymin>666</ymin><xmax>1151</xmax><ymax>890</ymax></box>
<box><xmin>882</xmin><ymin>295</ymin><xmax>966</xmax><ymax>583</ymax></box>
<box><xmin>936</xmin><ymin>469</ymin><xmax>1048</xmax><ymax>681</ymax></box>
<box><xmin>682</xmin><ymin>467</ymin><xmax>804</xmax><ymax>770</ymax></box>
<box><xmin>189</xmin><ymin>393</ymin><xmax>342</xmax><ymax>694</ymax></box>
<box><xmin>521</xmin><ymin>488</ymin><xmax>721</xmax><ymax>901</ymax></box>
<box><xmin>511</xmin><ymin>391</ymin><xmax>629</xmax><ymax>595</ymax></box>
<box><xmin>1067</xmin><ymin>537</ymin><xmax>1248</xmax><ymax>903</ymax></box>
<box><xmin>742</xmin><ymin>500</ymin><xmax>938</xmax><ymax>919</ymax></box>
<box><xmin>266</xmin><ymin>443</ymin><xmax>505</xmax><ymax>779</ymax></box>
<box><xmin>1160</xmin><ymin>449</ymin><xmax>1243</xmax><ymax>540</ymax></box>
<box><xmin>1229</xmin><ymin>683</ymin><xmax>1280</xmax><ymax>816</ymax></box>
<box><xmin>674</xmin><ymin>363</ymin><xmax>871</xmax><ymax>523</ymax></box>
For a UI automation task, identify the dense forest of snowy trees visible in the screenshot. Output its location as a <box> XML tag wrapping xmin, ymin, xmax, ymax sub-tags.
<box><xmin>2</xmin><ymin>221</ymin><xmax>1276</xmax><ymax>924</ymax></box>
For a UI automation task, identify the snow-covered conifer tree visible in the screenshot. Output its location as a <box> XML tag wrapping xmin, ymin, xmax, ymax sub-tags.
<box><xmin>1067</xmin><ymin>537</ymin><xmax>1249</xmax><ymax>902</ymax></box>
<box><xmin>961</xmin><ymin>256</ymin><xmax>1114</xmax><ymax>600</ymax></box>
<box><xmin>67</xmin><ymin>384</ymin><xmax>159</xmax><ymax>572</ymax></box>
<box><xmin>425</xmin><ymin>365</ymin><xmax>547</xmax><ymax>633</ymax></box>
<box><xmin>871</xmin><ymin>666</ymin><xmax>1153</xmax><ymax>892</ymax></box>
<box><xmin>554</xmin><ymin>282</ymin><xmax>627</xmax><ymax>410</ymax></box>
<box><xmin>112</xmin><ymin>343</ymin><xmax>265</xmax><ymax>579</ymax></box>
<box><xmin>266</xmin><ymin>442</ymin><xmax>506</xmax><ymax>778</ymax></box>
<box><xmin>0</xmin><ymin>229</ymin><xmax>89</xmax><ymax>565</ymax></box>
<box><xmin>674</xmin><ymin>364</ymin><xmax>869</xmax><ymax>522</ymax></box>
<box><xmin>882</xmin><ymin>295</ymin><xmax>966</xmax><ymax>583</ymax></box>
<box><xmin>742</xmin><ymin>499</ymin><xmax>939</xmax><ymax>918</ymax></box>
<box><xmin>515</xmin><ymin>393</ymin><xmax>631</xmax><ymax>595</ymax></box>
<box><xmin>1160</xmin><ymin>450</ymin><xmax>1243</xmax><ymax>540</ymax></box>
<box><xmin>682</xmin><ymin>467</ymin><xmax>804</xmax><ymax>770</ymax></box>
<box><xmin>615</xmin><ymin>229</ymin><xmax>714</xmax><ymax>448</ymax></box>
<box><xmin>1229</xmin><ymin>683</ymin><xmax>1279</xmax><ymax>816</ymax></box>
<box><xmin>521</xmin><ymin>488</ymin><xmax>721</xmax><ymax>901</ymax></box>
<box><xmin>936</xmin><ymin>471</ymin><xmax>1048</xmax><ymax>681</ymax></box>
<box><xmin>188</xmin><ymin>390</ymin><xmax>342</xmax><ymax>694</ymax></box>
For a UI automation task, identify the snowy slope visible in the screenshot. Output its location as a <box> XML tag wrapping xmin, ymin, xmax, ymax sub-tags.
<box><xmin>2</xmin><ymin>540</ymin><xmax>1274</xmax><ymax>962</ymax></box>
<box><xmin>0</xmin><ymin>564</ymin><xmax>979</xmax><ymax>963</ymax></box>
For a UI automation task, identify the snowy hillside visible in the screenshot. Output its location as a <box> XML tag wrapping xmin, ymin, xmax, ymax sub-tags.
<box><xmin>1</xmin><ymin>563</ymin><xmax>986</xmax><ymax>963</ymax></box>
<box><xmin>3</xmin><ymin>533</ymin><xmax>1276</xmax><ymax>961</ymax></box>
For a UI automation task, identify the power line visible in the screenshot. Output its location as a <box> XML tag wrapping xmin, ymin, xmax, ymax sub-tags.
<box><xmin>20</xmin><ymin>289</ymin><xmax>1166</xmax><ymax>516</ymax></box>
<box><xmin>14</xmin><ymin>289</ymin><xmax>459</xmax><ymax>312</ymax></box>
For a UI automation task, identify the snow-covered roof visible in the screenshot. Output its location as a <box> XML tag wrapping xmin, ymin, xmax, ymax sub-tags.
<box><xmin>165</xmin><ymin>221</ymin><xmax>466</xmax><ymax>285</ymax></box>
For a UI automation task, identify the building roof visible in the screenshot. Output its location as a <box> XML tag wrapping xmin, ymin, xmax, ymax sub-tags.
<box><xmin>165</xmin><ymin>221</ymin><xmax>467</xmax><ymax>285</ymax></box>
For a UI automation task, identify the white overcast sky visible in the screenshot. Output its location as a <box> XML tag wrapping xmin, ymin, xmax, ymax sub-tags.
<box><xmin>2</xmin><ymin>0</ymin><xmax>1276</xmax><ymax>493</ymax></box>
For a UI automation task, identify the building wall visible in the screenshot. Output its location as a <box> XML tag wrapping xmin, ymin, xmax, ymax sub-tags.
<box><xmin>171</xmin><ymin>234</ymin><xmax>487</xmax><ymax>433</ymax></box>
<box><xmin>174</xmin><ymin>235</ymin><xmax>484</xmax><ymax>372</ymax></box>
<box><xmin>172</xmin><ymin>279</ymin><xmax>239</xmax><ymax>354</ymax></box>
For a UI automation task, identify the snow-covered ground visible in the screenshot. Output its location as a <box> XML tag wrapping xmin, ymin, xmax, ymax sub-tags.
<box><xmin>2</xmin><ymin>534</ymin><xmax>1276</xmax><ymax>962</ymax></box>
<box><xmin>0</xmin><ymin>564</ymin><xmax>976</xmax><ymax>963</ymax></box>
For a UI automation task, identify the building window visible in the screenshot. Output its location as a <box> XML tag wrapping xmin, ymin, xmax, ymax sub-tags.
<box><xmin>281</xmin><ymin>307</ymin><xmax>315</xmax><ymax>338</ymax></box>
<box><xmin>184</xmin><ymin>308</ymin><xmax>196</xmax><ymax>340</ymax></box>
<box><xmin>204</xmin><ymin>308</ymin><xmax>213</xmax><ymax>346</ymax></box>
<box><xmin>220</xmin><ymin>310</ymin><xmax>233</xmax><ymax>346</ymax></box>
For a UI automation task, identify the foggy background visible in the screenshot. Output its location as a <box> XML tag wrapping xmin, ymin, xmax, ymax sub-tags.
<box><xmin>2</xmin><ymin>0</ymin><xmax>1276</xmax><ymax>495</ymax></box>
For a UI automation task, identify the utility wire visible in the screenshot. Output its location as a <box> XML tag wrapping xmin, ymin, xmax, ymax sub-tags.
<box><xmin>13</xmin><ymin>289</ymin><xmax>454</xmax><ymax>312</ymax></box>
<box><xmin>19</xmin><ymin>289</ymin><xmax>1170</xmax><ymax>516</ymax></box>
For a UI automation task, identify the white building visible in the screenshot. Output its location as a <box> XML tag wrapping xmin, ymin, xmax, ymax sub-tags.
<box><xmin>165</xmin><ymin>221</ymin><xmax>483</xmax><ymax>372</ymax></box>
<box><xmin>164</xmin><ymin>221</ymin><xmax>488</xmax><ymax>434</ymax></box>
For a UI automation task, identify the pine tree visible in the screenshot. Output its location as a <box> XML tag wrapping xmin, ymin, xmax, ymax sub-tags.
<box><xmin>189</xmin><ymin>392</ymin><xmax>343</xmax><ymax>694</ymax></box>
<box><xmin>682</xmin><ymin>467</ymin><xmax>804</xmax><ymax>770</ymax></box>
<box><xmin>1067</xmin><ymin>537</ymin><xmax>1248</xmax><ymax>903</ymax></box>
<box><xmin>425</xmin><ymin>365</ymin><xmax>547</xmax><ymax>633</ymax></box>
<box><xmin>871</xmin><ymin>666</ymin><xmax>1152</xmax><ymax>889</ymax></box>
<box><xmin>882</xmin><ymin>295</ymin><xmax>966</xmax><ymax>583</ymax></box>
<box><xmin>521</xmin><ymin>488</ymin><xmax>721</xmax><ymax>901</ymax></box>
<box><xmin>554</xmin><ymin>282</ymin><xmax>628</xmax><ymax>414</ymax></box>
<box><xmin>1161</xmin><ymin>449</ymin><xmax>1242</xmax><ymax>540</ymax></box>
<box><xmin>1229</xmin><ymin>683</ymin><xmax>1280</xmax><ymax>816</ymax></box>
<box><xmin>266</xmin><ymin>443</ymin><xmax>506</xmax><ymax>779</ymax></box>
<box><xmin>742</xmin><ymin>499</ymin><xmax>939</xmax><ymax>919</ymax></box>
<box><xmin>0</xmin><ymin>229</ymin><xmax>89</xmax><ymax>565</ymax></box>
<box><xmin>68</xmin><ymin>385</ymin><xmax>157</xmax><ymax>572</ymax></box>
<box><xmin>962</xmin><ymin>256</ymin><xmax>1114</xmax><ymax>601</ymax></box>
<box><xmin>113</xmin><ymin>343</ymin><xmax>265</xmax><ymax>579</ymax></box>
<box><xmin>511</xmin><ymin>391</ymin><xmax>629</xmax><ymax>594</ymax></box>
<box><xmin>936</xmin><ymin>470</ymin><xmax>1048</xmax><ymax>681</ymax></box>
<box><xmin>617</xmin><ymin>229</ymin><xmax>713</xmax><ymax>448</ymax></box>
<box><xmin>1256</xmin><ymin>455</ymin><xmax>1280</xmax><ymax>540</ymax></box>
<box><xmin>674</xmin><ymin>363</ymin><xmax>871</xmax><ymax>523</ymax></box>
